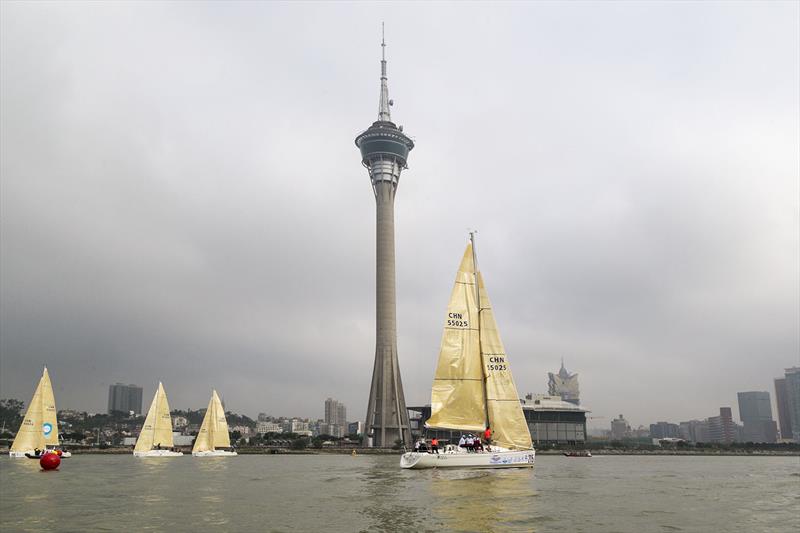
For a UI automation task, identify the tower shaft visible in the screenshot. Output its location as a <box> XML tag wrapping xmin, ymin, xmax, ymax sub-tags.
<box><xmin>363</xmin><ymin>179</ymin><xmax>411</xmax><ymax>448</ymax></box>
<box><xmin>356</xmin><ymin>33</ymin><xmax>414</xmax><ymax>448</ymax></box>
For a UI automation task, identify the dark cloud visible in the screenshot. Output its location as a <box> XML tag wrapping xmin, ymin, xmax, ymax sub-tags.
<box><xmin>1</xmin><ymin>2</ymin><xmax>797</xmax><ymax>428</ymax></box>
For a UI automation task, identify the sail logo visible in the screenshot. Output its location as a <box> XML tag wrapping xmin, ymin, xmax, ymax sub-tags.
<box><xmin>42</xmin><ymin>423</ymin><xmax>53</xmax><ymax>436</ymax></box>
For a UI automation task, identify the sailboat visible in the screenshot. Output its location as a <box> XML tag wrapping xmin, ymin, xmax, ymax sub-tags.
<box><xmin>192</xmin><ymin>390</ymin><xmax>237</xmax><ymax>457</ymax></box>
<box><xmin>133</xmin><ymin>382</ymin><xmax>183</xmax><ymax>457</ymax></box>
<box><xmin>9</xmin><ymin>367</ymin><xmax>71</xmax><ymax>458</ymax></box>
<box><xmin>400</xmin><ymin>234</ymin><xmax>536</xmax><ymax>469</ymax></box>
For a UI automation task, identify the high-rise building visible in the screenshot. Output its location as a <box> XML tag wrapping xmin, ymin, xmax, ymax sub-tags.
<box><xmin>679</xmin><ymin>420</ymin><xmax>707</xmax><ymax>443</ymax></box>
<box><xmin>107</xmin><ymin>383</ymin><xmax>143</xmax><ymax>415</ymax></box>
<box><xmin>774</xmin><ymin>377</ymin><xmax>793</xmax><ymax>441</ymax></box>
<box><xmin>736</xmin><ymin>391</ymin><xmax>777</xmax><ymax>443</ymax></box>
<box><xmin>649</xmin><ymin>422</ymin><xmax>680</xmax><ymax>439</ymax></box>
<box><xmin>547</xmin><ymin>359</ymin><xmax>580</xmax><ymax>405</ymax></box>
<box><xmin>356</xmin><ymin>31</ymin><xmax>414</xmax><ymax>448</ymax></box>
<box><xmin>706</xmin><ymin>407</ymin><xmax>736</xmax><ymax>444</ymax></box>
<box><xmin>783</xmin><ymin>367</ymin><xmax>800</xmax><ymax>442</ymax></box>
<box><xmin>610</xmin><ymin>414</ymin><xmax>630</xmax><ymax>441</ymax></box>
<box><xmin>324</xmin><ymin>398</ymin><xmax>347</xmax><ymax>426</ymax></box>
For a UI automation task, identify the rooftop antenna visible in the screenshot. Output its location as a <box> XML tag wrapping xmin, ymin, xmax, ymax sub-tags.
<box><xmin>379</xmin><ymin>22</ymin><xmax>392</xmax><ymax>121</ymax></box>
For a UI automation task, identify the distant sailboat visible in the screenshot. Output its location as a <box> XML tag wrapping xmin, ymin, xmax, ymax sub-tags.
<box><xmin>401</xmin><ymin>234</ymin><xmax>536</xmax><ymax>469</ymax></box>
<box><xmin>192</xmin><ymin>390</ymin><xmax>237</xmax><ymax>457</ymax></box>
<box><xmin>133</xmin><ymin>382</ymin><xmax>183</xmax><ymax>457</ymax></box>
<box><xmin>9</xmin><ymin>367</ymin><xmax>70</xmax><ymax>458</ymax></box>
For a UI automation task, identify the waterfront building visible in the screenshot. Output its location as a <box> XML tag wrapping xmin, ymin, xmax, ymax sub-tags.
<box><xmin>107</xmin><ymin>383</ymin><xmax>143</xmax><ymax>415</ymax></box>
<box><xmin>256</xmin><ymin>421</ymin><xmax>282</xmax><ymax>434</ymax></box>
<box><xmin>347</xmin><ymin>421</ymin><xmax>363</xmax><ymax>436</ymax></box>
<box><xmin>782</xmin><ymin>367</ymin><xmax>800</xmax><ymax>442</ymax></box>
<box><xmin>706</xmin><ymin>407</ymin><xmax>736</xmax><ymax>444</ymax></box>
<box><xmin>678</xmin><ymin>420</ymin><xmax>708</xmax><ymax>443</ymax></box>
<box><xmin>774</xmin><ymin>377</ymin><xmax>793</xmax><ymax>441</ymax></box>
<box><xmin>736</xmin><ymin>391</ymin><xmax>777</xmax><ymax>443</ymax></box>
<box><xmin>610</xmin><ymin>414</ymin><xmax>631</xmax><ymax>441</ymax></box>
<box><xmin>547</xmin><ymin>359</ymin><xmax>580</xmax><ymax>405</ymax></box>
<box><xmin>230</xmin><ymin>425</ymin><xmax>252</xmax><ymax>437</ymax></box>
<box><xmin>649</xmin><ymin>421</ymin><xmax>680</xmax><ymax>439</ymax></box>
<box><xmin>408</xmin><ymin>395</ymin><xmax>588</xmax><ymax>446</ymax></box>
<box><xmin>356</xmin><ymin>32</ymin><xmax>414</xmax><ymax>448</ymax></box>
<box><xmin>284</xmin><ymin>418</ymin><xmax>310</xmax><ymax>436</ymax></box>
<box><xmin>522</xmin><ymin>395</ymin><xmax>588</xmax><ymax>445</ymax></box>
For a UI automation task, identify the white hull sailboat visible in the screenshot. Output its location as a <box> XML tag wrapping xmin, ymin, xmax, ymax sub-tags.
<box><xmin>401</xmin><ymin>445</ymin><xmax>535</xmax><ymax>469</ymax></box>
<box><xmin>401</xmin><ymin>234</ymin><xmax>535</xmax><ymax>470</ymax></box>
<box><xmin>9</xmin><ymin>367</ymin><xmax>71</xmax><ymax>459</ymax></box>
<box><xmin>192</xmin><ymin>389</ymin><xmax>237</xmax><ymax>457</ymax></box>
<box><xmin>133</xmin><ymin>382</ymin><xmax>183</xmax><ymax>457</ymax></box>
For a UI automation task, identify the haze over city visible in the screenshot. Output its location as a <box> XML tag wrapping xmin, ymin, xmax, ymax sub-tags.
<box><xmin>1</xmin><ymin>1</ymin><xmax>798</xmax><ymax>428</ymax></box>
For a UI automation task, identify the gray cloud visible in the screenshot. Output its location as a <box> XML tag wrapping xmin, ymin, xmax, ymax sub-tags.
<box><xmin>1</xmin><ymin>1</ymin><xmax>797</xmax><ymax>428</ymax></box>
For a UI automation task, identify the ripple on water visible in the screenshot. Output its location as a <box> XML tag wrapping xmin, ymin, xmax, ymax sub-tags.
<box><xmin>2</xmin><ymin>455</ymin><xmax>798</xmax><ymax>532</ymax></box>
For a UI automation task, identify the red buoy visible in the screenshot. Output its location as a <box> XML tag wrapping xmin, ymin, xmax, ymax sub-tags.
<box><xmin>40</xmin><ymin>452</ymin><xmax>60</xmax><ymax>471</ymax></box>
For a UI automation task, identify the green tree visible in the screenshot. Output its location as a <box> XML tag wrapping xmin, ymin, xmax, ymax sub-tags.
<box><xmin>0</xmin><ymin>399</ymin><xmax>24</xmax><ymax>431</ymax></box>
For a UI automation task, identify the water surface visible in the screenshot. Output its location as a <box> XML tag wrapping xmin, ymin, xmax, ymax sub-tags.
<box><xmin>1</xmin><ymin>454</ymin><xmax>798</xmax><ymax>532</ymax></box>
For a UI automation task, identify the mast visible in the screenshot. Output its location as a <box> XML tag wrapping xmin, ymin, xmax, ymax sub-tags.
<box><xmin>154</xmin><ymin>383</ymin><xmax>161</xmax><ymax>449</ymax></box>
<box><xmin>470</xmin><ymin>231</ymin><xmax>490</xmax><ymax>429</ymax></box>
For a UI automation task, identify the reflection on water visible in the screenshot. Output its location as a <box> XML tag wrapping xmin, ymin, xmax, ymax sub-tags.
<box><xmin>429</xmin><ymin>468</ymin><xmax>537</xmax><ymax>532</ymax></box>
<box><xmin>358</xmin><ymin>456</ymin><xmax>428</xmax><ymax>532</ymax></box>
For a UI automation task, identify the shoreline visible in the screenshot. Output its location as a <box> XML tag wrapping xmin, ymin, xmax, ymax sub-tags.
<box><xmin>4</xmin><ymin>447</ymin><xmax>797</xmax><ymax>457</ymax></box>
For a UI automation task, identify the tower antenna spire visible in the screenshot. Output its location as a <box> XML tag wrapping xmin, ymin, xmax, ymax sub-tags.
<box><xmin>379</xmin><ymin>22</ymin><xmax>391</xmax><ymax>122</ymax></box>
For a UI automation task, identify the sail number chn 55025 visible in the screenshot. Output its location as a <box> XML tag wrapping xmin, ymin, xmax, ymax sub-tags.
<box><xmin>446</xmin><ymin>312</ymin><xmax>469</xmax><ymax>328</ymax></box>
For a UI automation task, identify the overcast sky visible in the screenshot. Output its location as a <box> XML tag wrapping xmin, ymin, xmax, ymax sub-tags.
<box><xmin>1</xmin><ymin>1</ymin><xmax>797</xmax><ymax>428</ymax></box>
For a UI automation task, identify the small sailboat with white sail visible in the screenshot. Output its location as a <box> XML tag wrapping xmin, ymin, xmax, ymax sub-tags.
<box><xmin>9</xmin><ymin>366</ymin><xmax>71</xmax><ymax>458</ymax></box>
<box><xmin>401</xmin><ymin>234</ymin><xmax>535</xmax><ymax>469</ymax></box>
<box><xmin>133</xmin><ymin>382</ymin><xmax>183</xmax><ymax>457</ymax></box>
<box><xmin>192</xmin><ymin>390</ymin><xmax>237</xmax><ymax>457</ymax></box>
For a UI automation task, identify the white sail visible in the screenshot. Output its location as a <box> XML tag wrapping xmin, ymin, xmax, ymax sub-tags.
<box><xmin>40</xmin><ymin>367</ymin><xmax>59</xmax><ymax>446</ymax></box>
<box><xmin>134</xmin><ymin>383</ymin><xmax>174</xmax><ymax>452</ymax></box>
<box><xmin>193</xmin><ymin>390</ymin><xmax>231</xmax><ymax>452</ymax></box>
<box><xmin>10</xmin><ymin>372</ymin><xmax>46</xmax><ymax>453</ymax></box>
<box><xmin>210</xmin><ymin>391</ymin><xmax>231</xmax><ymax>448</ymax></box>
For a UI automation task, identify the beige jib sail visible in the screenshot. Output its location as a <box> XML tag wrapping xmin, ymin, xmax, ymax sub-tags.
<box><xmin>10</xmin><ymin>367</ymin><xmax>59</xmax><ymax>452</ymax></box>
<box><xmin>426</xmin><ymin>239</ymin><xmax>533</xmax><ymax>451</ymax></box>
<box><xmin>134</xmin><ymin>382</ymin><xmax>174</xmax><ymax>452</ymax></box>
<box><xmin>426</xmin><ymin>244</ymin><xmax>487</xmax><ymax>431</ymax></box>
<box><xmin>192</xmin><ymin>390</ymin><xmax>231</xmax><ymax>452</ymax></box>
<box><xmin>478</xmin><ymin>272</ymin><xmax>533</xmax><ymax>451</ymax></box>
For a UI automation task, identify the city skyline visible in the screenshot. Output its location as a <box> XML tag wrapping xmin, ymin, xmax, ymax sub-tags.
<box><xmin>1</xmin><ymin>2</ymin><xmax>797</xmax><ymax>428</ymax></box>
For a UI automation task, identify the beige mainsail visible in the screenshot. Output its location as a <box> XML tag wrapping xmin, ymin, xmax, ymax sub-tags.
<box><xmin>478</xmin><ymin>272</ymin><xmax>533</xmax><ymax>450</ymax></box>
<box><xmin>134</xmin><ymin>383</ymin><xmax>174</xmax><ymax>452</ymax></box>
<box><xmin>426</xmin><ymin>244</ymin><xmax>487</xmax><ymax>432</ymax></box>
<box><xmin>10</xmin><ymin>371</ymin><xmax>46</xmax><ymax>452</ymax></box>
<box><xmin>192</xmin><ymin>390</ymin><xmax>231</xmax><ymax>452</ymax></box>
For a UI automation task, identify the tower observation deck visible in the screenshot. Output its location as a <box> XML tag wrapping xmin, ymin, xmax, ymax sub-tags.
<box><xmin>355</xmin><ymin>31</ymin><xmax>414</xmax><ymax>448</ymax></box>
